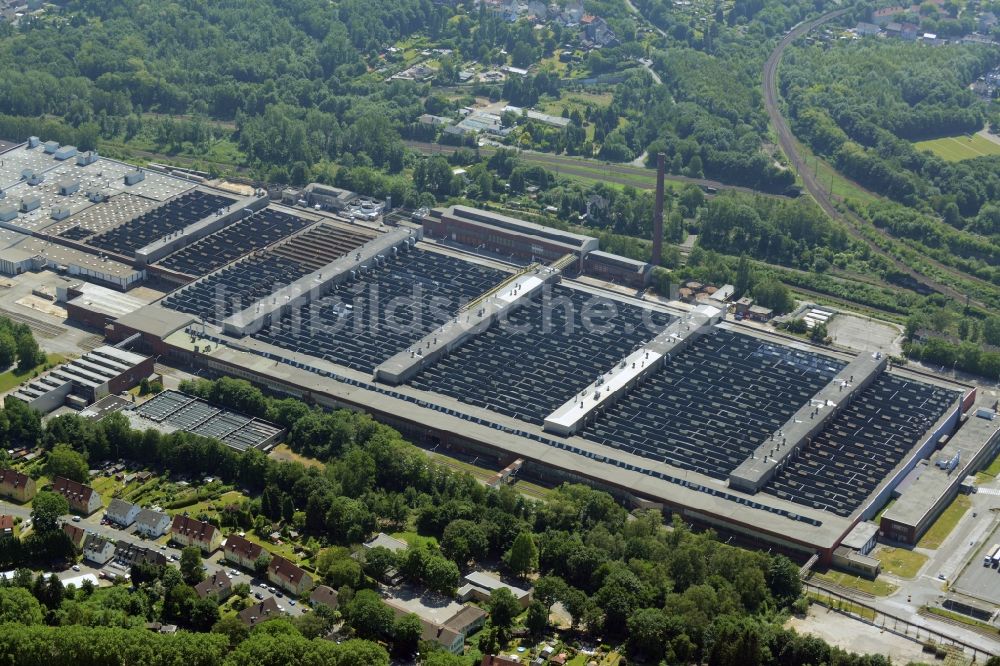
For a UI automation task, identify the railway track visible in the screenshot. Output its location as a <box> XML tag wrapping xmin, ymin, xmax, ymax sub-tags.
<box><xmin>0</xmin><ymin>308</ymin><xmax>66</xmax><ymax>338</ymax></box>
<box><xmin>763</xmin><ymin>9</ymin><xmax>993</xmax><ymax>310</ymax></box>
<box><xmin>403</xmin><ymin>140</ymin><xmax>792</xmax><ymax>198</ymax></box>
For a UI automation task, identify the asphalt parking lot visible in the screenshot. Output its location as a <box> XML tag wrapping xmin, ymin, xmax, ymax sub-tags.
<box><xmin>951</xmin><ymin>524</ymin><xmax>1000</xmax><ymax>606</ymax></box>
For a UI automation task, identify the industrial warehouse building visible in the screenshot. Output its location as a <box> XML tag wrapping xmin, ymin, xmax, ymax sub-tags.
<box><xmin>100</xmin><ymin>201</ymin><xmax>989</xmax><ymax>565</ymax></box>
<box><xmin>1</xmin><ymin>137</ymin><xmax>994</xmax><ymax>566</ymax></box>
<box><xmin>11</xmin><ymin>345</ymin><xmax>153</xmax><ymax>413</ymax></box>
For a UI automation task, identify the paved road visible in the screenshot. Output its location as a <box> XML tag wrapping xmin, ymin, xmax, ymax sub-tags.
<box><xmin>762</xmin><ymin>10</ymin><xmax>993</xmax><ymax>310</ymax></box>
<box><xmin>0</xmin><ymin>499</ymin><xmax>304</xmax><ymax>616</ymax></box>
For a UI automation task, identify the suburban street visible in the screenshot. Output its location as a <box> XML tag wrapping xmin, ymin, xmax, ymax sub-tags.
<box><xmin>0</xmin><ymin>498</ymin><xmax>305</xmax><ymax>617</ymax></box>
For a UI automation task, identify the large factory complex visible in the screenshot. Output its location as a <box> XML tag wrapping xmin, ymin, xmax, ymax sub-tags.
<box><xmin>1</xmin><ymin>137</ymin><xmax>999</xmax><ymax>571</ymax></box>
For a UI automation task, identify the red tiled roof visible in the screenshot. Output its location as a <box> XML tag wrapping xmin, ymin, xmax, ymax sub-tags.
<box><xmin>52</xmin><ymin>476</ymin><xmax>97</xmax><ymax>505</ymax></box>
<box><xmin>481</xmin><ymin>657</ymin><xmax>521</xmax><ymax>666</ymax></box>
<box><xmin>195</xmin><ymin>571</ymin><xmax>232</xmax><ymax>599</ymax></box>
<box><xmin>268</xmin><ymin>554</ymin><xmax>308</xmax><ymax>586</ymax></box>
<box><xmin>62</xmin><ymin>521</ymin><xmax>85</xmax><ymax>544</ymax></box>
<box><xmin>0</xmin><ymin>468</ymin><xmax>31</xmax><ymax>490</ymax></box>
<box><xmin>224</xmin><ymin>533</ymin><xmax>264</xmax><ymax>561</ymax></box>
<box><xmin>172</xmin><ymin>515</ymin><xmax>219</xmax><ymax>545</ymax></box>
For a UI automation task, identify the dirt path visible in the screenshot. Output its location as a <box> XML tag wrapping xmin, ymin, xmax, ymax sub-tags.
<box><xmin>976</xmin><ymin>128</ymin><xmax>1000</xmax><ymax>146</ymax></box>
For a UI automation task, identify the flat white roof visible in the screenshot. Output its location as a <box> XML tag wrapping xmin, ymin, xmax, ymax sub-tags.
<box><xmin>464</xmin><ymin>571</ymin><xmax>529</xmax><ymax>598</ymax></box>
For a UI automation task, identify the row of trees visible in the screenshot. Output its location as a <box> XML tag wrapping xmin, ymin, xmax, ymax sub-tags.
<box><xmin>0</xmin><ymin>316</ymin><xmax>44</xmax><ymax>372</ymax></box>
<box><xmin>696</xmin><ymin>193</ymin><xmax>851</xmax><ymax>271</ymax></box>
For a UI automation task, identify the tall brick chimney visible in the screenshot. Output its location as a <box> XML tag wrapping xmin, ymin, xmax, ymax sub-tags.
<box><xmin>652</xmin><ymin>152</ymin><xmax>665</xmax><ymax>266</ymax></box>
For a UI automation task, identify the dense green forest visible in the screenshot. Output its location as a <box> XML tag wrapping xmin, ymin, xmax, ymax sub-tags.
<box><xmin>0</xmin><ymin>377</ymin><xmax>907</xmax><ymax>666</ymax></box>
<box><xmin>783</xmin><ymin>39</ymin><xmax>1000</xmax><ymax>214</ymax></box>
<box><xmin>782</xmin><ymin>38</ymin><xmax>1000</xmax><ymax>277</ymax></box>
<box><xmin>629</xmin><ymin>0</ymin><xmax>836</xmax><ymax>191</ymax></box>
<box><xmin>0</xmin><ymin>0</ymin><xmax>822</xmax><ymax>192</ymax></box>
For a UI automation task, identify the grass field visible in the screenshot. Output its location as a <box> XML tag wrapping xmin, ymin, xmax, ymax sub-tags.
<box><xmin>791</xmin><ymin>137</ymin><xmax>879</xmax><ymax>205</ymax></box>
<box><xmin>269</xmin><ymin>444</ymin><xmax>324</xmax><ymax>469</ymax></box>
<box><xmin>0</xmin><ymin>353</ymin><xmax>67</xmax><ymax>393</ymax></box>
<box><xmin>976</xmin><ymin>448</ymin><xmax>1000</xmax><ymax>483</ymax></box>
<box><xmin>923</xmin><ymin>605</ymin><xmax>998</xmax><ymax>631</ymax></box>
<box><xmin>918</xmin><ymin>494</ymin><xmax>971</xmax><ymax>550</ymax></box>
<box><xmin>913</xmin><ymin>134</ymin><xmax>1000</xmax><ymax>162</ymax></box>
<box><xmin>167</xmin><ymin>490</ymin><xmax>247</xmax><ymax>520</ymax></box>
<box><xmin>873</xmin><ymin>546</ymin><xmax>927</xmax><ymax>579</ymax></box>
<box><xmin>391</xmin><ymin>531</ymin><xmax>438</xmax><ymax>550</ymax></box>
<box><xmin>812</xmin><ymin>570</ymin><xmax>898</xmax><ymax>596</ymax></box>
<box><xmin>806</xmin><ymin>591</ymin><xmax>878</xmax><ymax>621</ymax></box>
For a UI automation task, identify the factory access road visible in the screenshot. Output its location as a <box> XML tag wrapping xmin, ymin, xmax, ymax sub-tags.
<box><xmin>763</xmin><ymin>9</ymin><xmax>993</xmax><ymax>309</ymax></box>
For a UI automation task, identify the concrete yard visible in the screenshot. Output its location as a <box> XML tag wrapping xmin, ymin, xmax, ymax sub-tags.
<box><xmin>786</xmin><ymin>607</ymin><xmax>929</xmax><ymax>665</ymax></box>
<box><xmin>827</xmin><ymin>313</ymin><xmax>903</xmax><ymax>357</ymax></box>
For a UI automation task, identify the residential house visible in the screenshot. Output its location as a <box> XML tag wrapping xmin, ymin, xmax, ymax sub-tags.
<box><xmin>145</xmin><ymin>622</ymin><xmax>178</xmax><ymax>634</ymax></box>
<box><xmin>223</xmin><ymin>533</ymin><xmax>265</xmax><ymax>571</ymax></box>
<box><xmin>105</xmin><ymin>498</ymin><xmax>141</xmax><ymax>527</ymax></box>
<box><xmin>195</xmin><ymin>571</ymin><xmax>233</xmax><ymax>601</ymax></box>
<box><xmin>418</xmin><ymin>114</ymin><xmax>451</xmax><ymax>126</ymax></box>
<box><xmin>884</xmin><ymin>21</ymin><xmax>902</xmax><ymax>36</ymax></box>
<box><xmin>482</xmin><ymin>657</ymin><xmax>522</xmax><ymax>666</ymax></box>
<box><xmin>135</xmin><ymin>509</ymin><xmax>171</xmax><ymax>538</ymax></box>
<box><xmin>171</xmin><ymin>515</ymin><xmax>222</xmax><ymax>553</ymax></box>
<box><xmin>309</xmin><ymin>585</ymin><xmax>339</xmax><ymax>611</ymax></box>
<box><xmin>526</xmin><ymin>0</ymin><xmax>546</xmax><ymax>18</ymax></box>
<box><xmin>562</xmin><ymin>1</ymin><xmax>584</xmax><ymax>25</ymax></box>
<box><xmin>0</xmin><ymin>515</ymin><xmax>12</xmax><ymax>537</ymax></box>
<box><xmin>854</xmin><ymin>22</ymin><xmax>881</xmax><ymax>36</ymax></box>
<box><xmin>52</xmin><ymin>477</ymin><xmax>102</xmax><ymax>515</ymax></box>
<box><xmin>267</xmin><ymin>554</ymin><xmax>313</xmax><ymax>597</ymax></box>
<box><xmin>62</xmin><ymin>521</ymin><xmax>86</xmax><ymax>549</ymax></box>
<box><xmin>83</xmin><ymin>533</ymin><xmax>116</xmax><ymax>565</ymax></box>
<box><xmin>363</xmin><ymin>532</ymin><xmax>409</xmax><ymax>553</ymax></box>
<box><xmin>0</xmin><ymin>468</ymin><xmax>36</xmax><ymax>502</ymax></box>
<box><xmin>238</xmin><ymin>597</ymin><xmax>283</xmax><ymax>626</ymax></box>
<box><xmin>584</xmin><ymin>16</ymin><xmax>618</xmax><ymax>47</ymax></box>
<box><xmin>900</xmin><ymin>22</ymin><xmax>919</xmax><ymax>40</ymax></box>
<box><xmin>114</xmin><ymin>541</ymin><xmax>167</xmax><ymax>568</ymax></box>
<box><xmin>458</xmin><ymin>571</ymin><xmax>533</xmax><ymax>609</ymax></box>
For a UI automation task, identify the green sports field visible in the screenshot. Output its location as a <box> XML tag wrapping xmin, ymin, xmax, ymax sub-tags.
<box><xmin>913</xmin><ymin>133</ymin><xmax>1000</xmax><ymax>161</ymax></box>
